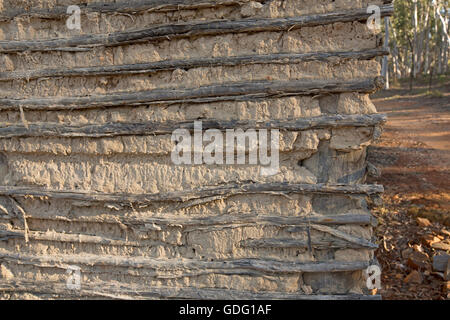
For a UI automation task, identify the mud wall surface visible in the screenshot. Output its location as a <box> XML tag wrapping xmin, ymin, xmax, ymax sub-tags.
<box><xmin>0</xmin><ymin>0</ymin><xmax>390</xmax><ymax>299</ymax></box>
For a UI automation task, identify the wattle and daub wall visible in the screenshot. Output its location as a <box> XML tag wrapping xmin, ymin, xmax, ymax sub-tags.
<box><xmin>0</xmin><ymin>0</ymin><xmax>391</xmax><ymax>299</ymax></box>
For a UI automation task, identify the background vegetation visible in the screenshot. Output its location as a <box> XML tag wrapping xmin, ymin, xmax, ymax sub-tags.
<box><xmin>386</xmin><ymin>0</ymin><xmax>449</xmax><ymax>88</ymax></box>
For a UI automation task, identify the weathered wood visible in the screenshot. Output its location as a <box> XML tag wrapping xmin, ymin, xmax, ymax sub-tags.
<box><xmin>0</xmin><ymin>229</ymin><xmax>141</xmax><ymax>247</ymax></box>
<box><xmin>0</xmin><ymin>114</ymin><xmax>387</xmax><ymax>138</ymax></box>
<box><xmin>240</xmin><ymin>237</ymin><xmax>377</xmax><ymax>250</ymax></box>
<box><xmin>0</xmin><ymin>235</ymin><xmax>21</xmax><ymax>241</ymax></box>
<box><xmin>0</xmin><ymin>279</ymin><xmax>381</xmax><ymax>300</ymax></box>
<box><xmin>308</xmin><ymin>224</ymin><xmax>377</xmax><ymax>249</ymax></box>
<box><xmin>0</xmin><ymin>213</ymin><xmax>376</xmax><ymax>234</ymax></box>
<box><xmin>0</xmin><ymin>5</ymin><xmax>394</xmax><ymax>53</ymax></box>
<box><xmin>0</xmin><ymin>0</ymin><xmax>394</xmax><ymax>21</ymax></box>
<box><xmin>0</xmin><ymin>0</ymin><xmax>250</xmax><ymax>21</ymax></box>
<box><xmin>0</xmin><ymin>183</ymin><xmax>384</xmax><ymax>206</ymax></box>
<box><xmin>0</xmin><ymin>248</ymin><xmax>357</xmax><ymax>281</ymax></box>
<box><xmin>0</xmin><ymin>1</ymin><xmax>387</xmax><ymax>301</ymax></box>
<box><xmin>0</xmin><ymin>217</ymin><xmax>378</xmax><ymax>249</ymax></box>
<box><xmin>0</xmin><ymin>250</ymin><xmax>370</xmax><ymax>273</ymax></box>
<box><xmin>127</xmin><ymin>213</ymin><xmax>377</xmax><ymax>230</ymax></box>
<box><xmin>0</xmin><ymin>49</ymin><xmax>389</xmax><ymax>81</ymax></box>
<box><xmin>0</xmin><ymin>77</ymin><xmax>385</xmax><ymax>111</ymax></box>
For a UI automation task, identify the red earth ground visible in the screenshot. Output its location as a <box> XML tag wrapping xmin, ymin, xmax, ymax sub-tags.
<box><xmin>368</xmin><ymin>76</ymin><xmax>450</xmax><ymax>300</ymax></box>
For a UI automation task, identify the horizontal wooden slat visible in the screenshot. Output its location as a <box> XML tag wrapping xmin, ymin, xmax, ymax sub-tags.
<box><xmin>0</xmin><ymin>5</ymin><xmax>394</xmax><ymax>53</ymax></box>
<box><xmin>0</xmin><ymin>77</ymin><xmax>385</xmax><ymax>111</ymax></box>
<box><xmin>0</xmin><ymin>0</ymin><xmax>250</xmax><ymax>21</ymax></box>
<box><xmin>0</xmin><ymin>183</ymin><xmax>384</xmax><ymax>205</ymax></box>
<box><xmin>0</xmin><ymin>114</ymin><xmax>387</xmax><ymax>138</ymax></box>
<box><xmin>0</xmin><ymin>279</ymin><xmax>381</xmax><ymax>300</ymax></box>
<box><xmin>0</xmin><ymin>49</ymin><xmax>389</xmax><ymax>81</ymax></box>
<box><xmin>0</xmin><ymin>213</ymin><xmax>378</xmax><ymax>238</ymax></box>
<box><xmin>0</xmin><ymin>231</ymin><xmax>376</xmax><ymax>250</ymax></box>
<box><xmin>0</xmin><ymin>0</ymin><xmax>395</xmax><ymax>21</ymax></box>
<box><xmin>125</xmin><ymin>213</ymin><xmax>377</xmax><ymax>230</ymax></box>
<box><xmin>0</xmin><ymin>229</ymin><xmax>140</xmax><ymax>246</ymax></box>
<box><xmin>240</xmin><ymin>237</ymin><xmax>377</xmax><ymax>250</ymax></box>
<box><xmin>0</xmin><ymin>250</ymin><xmax>371</xmax><ymax>273</ymax></box>
<box><xmin>0</xmin><ymin>219</ymin><xmax>378</xmax><ymax>249</ymax></box>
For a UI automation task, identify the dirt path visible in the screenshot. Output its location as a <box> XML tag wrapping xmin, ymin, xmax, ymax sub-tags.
<box><xmin>368</xmin><ymin>79</ymin><xmax>450</xmax><ymax>300</ymax></box>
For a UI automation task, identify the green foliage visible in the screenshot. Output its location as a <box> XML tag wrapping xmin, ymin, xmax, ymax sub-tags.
<box><xmin>388</xmin><ymin>0</ymin><xmax>449</xmax><ymax>78</ymax></box>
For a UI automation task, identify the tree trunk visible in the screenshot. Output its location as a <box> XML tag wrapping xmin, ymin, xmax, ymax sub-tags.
<box><xmin>382</xmin><ymin>17</ymin><xmax>390</xmax><ymax>89</ymax></box>
<box><xmin>408</xmin><ymin>37</ymin><xmax>415</xmax><ymax>91</ymax></box>
<box><xmin>412</xmin><ymin>0</ymin><xmax>419</xmax><ymax>77</ymax></box>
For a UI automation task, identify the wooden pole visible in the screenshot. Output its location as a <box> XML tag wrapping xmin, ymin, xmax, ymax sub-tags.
<box><xmin>0</xmin><ymin>114</ymin><xmax>387</xmax><ymax>138</ymax></box>
<box><xmin>0</xmin><ymin>77</ymin><xmax>385</xmax><ymax>111</ymax></box>
<box><xmin>0</xmin><ymin>183</ymin><xmax>384</xmax><ymax>205</ymax></box>
<box><xmin>0</xmin><ymin>5</ymin><xmax>394</xmax><ymax>53</ymax></box>
<box><xmin>382</xmin><ymin>17</ymin><xmax>390</xmax><ymax>89</ymax></box>
<box><xmin>0</xmin><ymin>49</ymin><xmax>389</xmax><ymax>81</ymax></box>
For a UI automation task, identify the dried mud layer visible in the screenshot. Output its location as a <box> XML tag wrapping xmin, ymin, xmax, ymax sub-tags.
<box><xmin>0</xmin><ymin>0</ymin><xmax>390</xmax><ymax>299</ymax></box>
